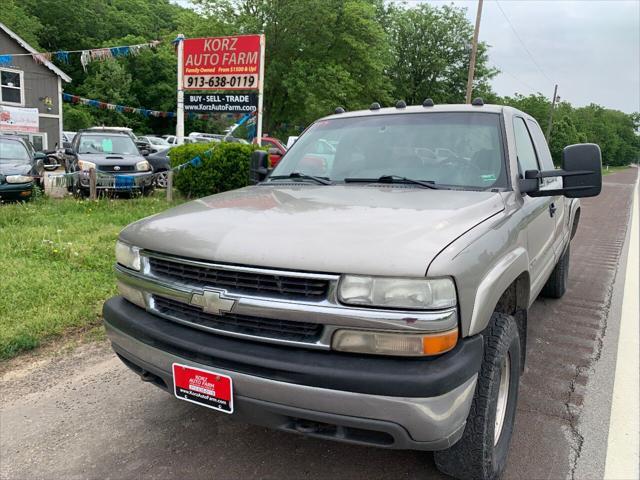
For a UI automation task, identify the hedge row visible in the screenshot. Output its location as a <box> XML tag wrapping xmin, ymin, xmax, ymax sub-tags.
<box><xmin>168</xmin><ymin>142</ymin><xmax>260</xmax><ymax>198</ymax></box>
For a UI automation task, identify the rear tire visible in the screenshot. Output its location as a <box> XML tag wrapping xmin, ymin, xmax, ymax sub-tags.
<box><xmin>541</xmin><ymin>243</ymin><xmax>570</xmax><ymax>299</ymax></box>
<box><xmin>434</xmin><ymin>312</ymin><xmax>521</xmax><ymax>480</ymax></box>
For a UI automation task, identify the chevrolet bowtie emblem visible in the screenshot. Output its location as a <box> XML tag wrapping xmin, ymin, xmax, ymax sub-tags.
<box><xmin>190</xmin><ymin>289</ymin><xmax>236</xmax><ymax>315</ymax></box>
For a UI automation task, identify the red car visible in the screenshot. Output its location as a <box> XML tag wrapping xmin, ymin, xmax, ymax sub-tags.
<box><xmin>253</xmin><ymin>136</ymin><xmax>287</xmax><ymax>167</ymax></box>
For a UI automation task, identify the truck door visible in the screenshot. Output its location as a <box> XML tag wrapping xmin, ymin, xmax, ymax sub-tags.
<box><xmin>526</xmin><ymin>119</ymin><xmax>566</xmax><ymax>258</ymax></box>
<box><xmin>513</xmin><ymin>117</ymin><xmax>557</xmax><ymax>293</ymax></box>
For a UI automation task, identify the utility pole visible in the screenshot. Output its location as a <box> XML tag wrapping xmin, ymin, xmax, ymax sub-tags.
<box><xmin>545</xmin><ymin>84</ymin><xmax>559</xmax><ymax>141</ymax></box>
<box><xmin>465</xmin><ymin>0</ymin><xmax>484</xmax><ymax>104</ymax></box>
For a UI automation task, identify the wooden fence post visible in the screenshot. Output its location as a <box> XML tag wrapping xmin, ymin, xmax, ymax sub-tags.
<box><xmin>89</xmin><ymin>168</ymin><xmax>97</xmax><ymax>200</ymax></box>
<box><xmin>166</xmin><ymin>170</ymin><xmax>173</xmax><ymax>202</ymax></box>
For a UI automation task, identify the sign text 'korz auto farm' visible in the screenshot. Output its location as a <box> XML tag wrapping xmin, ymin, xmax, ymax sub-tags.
<box><xmin>183</xmin><ymin>35</ymin><xmax>261</xmax><ymax>91</ymax></box>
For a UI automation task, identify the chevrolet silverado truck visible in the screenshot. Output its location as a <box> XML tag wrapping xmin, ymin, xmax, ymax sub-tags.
<box><xmin>103</xmin><ymin>100</ymin><xmax>602</xmax><ymax>480</ymax></box>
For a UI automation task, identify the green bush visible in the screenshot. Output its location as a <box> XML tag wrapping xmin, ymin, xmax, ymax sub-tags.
<box><xmin>169</xmin><ymin>142</ymin><xmax>258</xmax><ymax>198</ymax></box>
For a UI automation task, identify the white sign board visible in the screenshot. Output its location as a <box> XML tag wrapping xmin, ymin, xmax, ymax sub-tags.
<box><xmin>0</xmin><ymin>106</ymin><xmax>39</xmax><ymax>133</ymax></box>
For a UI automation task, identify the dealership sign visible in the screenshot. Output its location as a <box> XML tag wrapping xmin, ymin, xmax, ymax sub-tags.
<box><xmin>184</xmin><ymin>93</ymin><xmax>258</xmax><ymax>113</ymax></box>
<box><xmin>182</xmin><ymin>35</ymin><xmax>261</xmax><ymax>91</ymax></box>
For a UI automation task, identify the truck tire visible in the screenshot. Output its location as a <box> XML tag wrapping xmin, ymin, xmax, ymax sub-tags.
<box><xmin>434</xmin><ymin>312</ymin><xmax>521</xmax><ymax>480</ymax></box>
<box><xmin>541</xmin><ymin>243</ymin><xmax>570</xmax><ymax>299</ymax></box>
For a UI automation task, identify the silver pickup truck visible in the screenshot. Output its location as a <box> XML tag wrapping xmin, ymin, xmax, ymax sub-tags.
<box><xmin>103</xmin><ymin>101</ymin><xmax>601</xmax><ymax>480</ymax></box>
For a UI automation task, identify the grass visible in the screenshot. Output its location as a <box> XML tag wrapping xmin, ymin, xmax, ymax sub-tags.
<box><xmin>0</xmin><ymin>191</ymin><xmax>185</xmax><ymax>360</ymax></box>
<box><xmin>603</xmin><ymin>165</ymin><xmax>633</xmax><ymax>176</ymax></box>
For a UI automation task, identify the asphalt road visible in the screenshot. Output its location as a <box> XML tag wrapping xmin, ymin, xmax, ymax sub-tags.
<box><xmin>1</xmin><ymin>168</ymin><xmax>637</xmax><ymax>480</ymax></box>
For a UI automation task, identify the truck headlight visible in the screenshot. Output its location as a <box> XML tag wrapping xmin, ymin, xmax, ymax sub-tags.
<box><xmin>78</xmin><ymin>160</ymin><xmax>96</xmax><ymax>171</ymax></box>
<box><xmin>338</xmin><ymin>275</ymin><xmax>456</xmax><ymax>309</ymax></box>
<box><xmin>136</xmin><ymin>160</ymin><xmax>151</xmax><ymax>171</ymax></box>
<box><xmin>332</xmin><ymin>328</ymin><xmax>458</xmax><ymax>356</ymax></box>
<box><xmin>5</xmin><ymin>175</ymin><xmax>33</xmax><ymax>183</ymax></box>
<box><xmin>115</xmin><ymin>240</ymin><xmax>141</xmax><ymax>271</ymax></box>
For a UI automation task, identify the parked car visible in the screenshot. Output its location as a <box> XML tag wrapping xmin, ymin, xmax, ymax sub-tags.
<box><xmin>0</xmin><ymin>135</ymin><xmax>51</xmax><ymax>201</ymax></box>
<box><xmin>253</xmin><ymin>136</ymin><xmax>287</xmax><ymax>167</ymax></box>
<box><xmin>136</xmin><ymin>136</ymin><xmax>170</xmax><ymax>154</ymax></box>
<box><xmin>65</xmin><ymin>129</ymin><xmax>154</xmax><ymax>196</ymax></box>
<box><xmin>62</xmin><ymin>131</ymin><xmax>77</xmax><ymax>149</ymax></box>
<box><xmin>146</xmin><ymin>149</ymin><xmax>171</xmax><ymax>188</ymax></box>
<box><xmin>103</xmin><ymin>101</ymin><xmax>602</xmax><ymax>480</ymax></box>
<box><xmin>189</xmin><ymin>132</ymin><xmax>248</xmax><ymax>144</ymax></box>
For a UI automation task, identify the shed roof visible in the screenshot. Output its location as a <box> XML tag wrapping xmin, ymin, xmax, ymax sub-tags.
<box><xmin>0</xmin><ymin>22</ymin><xmax>72</xmax><ymax>83</ymax></box>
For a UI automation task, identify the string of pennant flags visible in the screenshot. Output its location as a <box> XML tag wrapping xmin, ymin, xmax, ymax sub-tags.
<box><xmin>62</xmin><ymin>93</ymin><xmax>251</xmax><ymax>121</ymax></box>
<box><xmin>0</xmin><ymin>40</ymin><xmax>161</xmax><ymax>71</ymax></box>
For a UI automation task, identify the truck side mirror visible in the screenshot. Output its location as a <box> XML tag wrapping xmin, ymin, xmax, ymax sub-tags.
<box><xmin>250</xmin><ymin>150</ymin><xmax>270</xmax><ymax>184</ymax></box>
<box><xmin>65</xmin><ymin>148</ymin><xmax>76</xmax><ymax>156</ymax></box>
<box><xmin>561</xmin><ymin>143</ymin><xmax>602</xmax><ymax>198</ymax></box>
<box><xmin>518</xmin><ymin>143</ymin><xmax>602</xmax><ymax>199</ymax></box>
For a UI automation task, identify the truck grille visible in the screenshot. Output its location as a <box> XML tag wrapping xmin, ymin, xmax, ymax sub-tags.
<box><xmin>147</xmin><ymin>256</ymin><xmax>330</xmax><ymax>300</ymax></box>
<box><xmin>98</xmin><ymin>165</ymin><xmax>136</xmax><ymax>173</ymax></box>
<box><xmin>153</xmin><ymin>295</ymin><xmax>323</xmax><ymax>342</ymax></box>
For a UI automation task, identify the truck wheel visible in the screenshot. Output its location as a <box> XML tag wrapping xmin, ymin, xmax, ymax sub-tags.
<box><xmin>541</xmin><ymin>243</ymin><xmax>570</xmax><ymax>299</ymax></box>
<box><xmin>434</xmin><ymin>313</ymin><xmax>521</xmax><ymax>480</ymax></box>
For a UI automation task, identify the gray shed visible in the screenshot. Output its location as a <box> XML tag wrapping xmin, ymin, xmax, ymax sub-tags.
<box><xmin>0</xmin><ymin>22</ymin><xmax>71</xmax><ymax>150</ymax></box>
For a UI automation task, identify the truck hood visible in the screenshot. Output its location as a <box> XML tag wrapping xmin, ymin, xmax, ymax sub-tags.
<box><xmin>0</xmin><ymin>162</ymin><xmax>31</xmax><ymax>177</ymax></box>
<box><xmin>121</xmin><ymin>185</ymin><xmax>505</xmax><ymax>276</ymax></box>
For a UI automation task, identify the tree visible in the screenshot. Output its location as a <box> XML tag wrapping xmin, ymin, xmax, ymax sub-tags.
<box><xmin>386</xmin><ymin>3</ymin><xmax>498</xmax><ymax>105</ymax></box>
<box><xmin>194</xmin><ymin>0</ymin><xmax>392</xmax><ymax>134</ymax></box>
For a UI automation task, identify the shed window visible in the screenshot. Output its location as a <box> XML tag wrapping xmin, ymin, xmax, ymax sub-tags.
<box><xmin>1</xmin><ymin>69</ymin><xmax>24</xmax><ymax>106</ymax></box>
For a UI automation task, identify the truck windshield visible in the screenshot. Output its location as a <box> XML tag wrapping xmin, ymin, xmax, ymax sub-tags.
<box><xmin>270</xmin><ymin>112</ymin><xmax>507</xmax><ymax>189</ymax></box>
<box><xmin>0</xmin><ymin>138</ymin><xmax>30</xmax><ymax>164</ymax></box>
<box><xmin>78</xmin><ymin>134</ymin><xmax>138</xmax><ymax>155</ymax></box>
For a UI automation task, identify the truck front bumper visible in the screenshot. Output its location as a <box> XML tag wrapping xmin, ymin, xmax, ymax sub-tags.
<box><xmin>103</xmin><ymin>296</ymin><xmax>483</xmax><ymax>451</ymax></box>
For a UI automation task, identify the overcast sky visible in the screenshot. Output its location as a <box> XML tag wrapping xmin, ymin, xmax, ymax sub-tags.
<box><xmin>419</xmin><ymin>0</ymin><xmax>640</xmax><ymax>113</ymax></box>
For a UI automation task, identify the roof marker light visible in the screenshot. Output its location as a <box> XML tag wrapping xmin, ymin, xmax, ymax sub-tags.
<box><xmin>334</xmin><ymin>106</ymin><xmax>346</xmax><ymax>114</ymax></box>
<box><xmin>471</xmin><ymin>97</ymin><xmax>484</xmax><ymax>106</ymax></box>
<box><xmin>395</xmin><ymin>100</ymin><xmax>407</xmax><ymax>109</ymax></box>
<box><xmin>423</xmin><ymin>98</ymin><xmax>435</xmax><ymax>107</ymax></box>
<box><xmin>370</xmin><ymin>102</ymin><xmax>381</xmax><ymax>110</ymax></box>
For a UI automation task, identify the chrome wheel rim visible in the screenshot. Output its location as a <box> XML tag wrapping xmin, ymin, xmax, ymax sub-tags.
<box><xmin>155</xmin><ymin>172</ymin><xmax>168</xmax><ymax>188</ymax></box>
<box><xmin>494</xmin><ymin>353</ymin><xmax>511</xmax><ymax>446</ymax></box>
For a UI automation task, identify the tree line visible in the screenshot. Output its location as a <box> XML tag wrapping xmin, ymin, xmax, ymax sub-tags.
<box><xmin>2</xmin><ymin>0</ymin><xmax>638</xmax><ymax>165</ymax></box>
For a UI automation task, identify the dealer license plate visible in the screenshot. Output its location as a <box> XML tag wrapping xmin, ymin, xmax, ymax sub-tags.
<box><xmin>172</xmin><ymin>363</ymin><xmax>233</xmax><ymax>414</ymax></box>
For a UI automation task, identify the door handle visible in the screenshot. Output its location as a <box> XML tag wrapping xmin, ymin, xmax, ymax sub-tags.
<box><xmin>549</xmin><ymin>202</ymin><xmax>557</xmax><ymax>218</ymax></box>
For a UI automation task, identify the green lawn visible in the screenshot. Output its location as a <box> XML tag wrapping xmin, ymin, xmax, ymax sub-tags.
<box><xmin>603</xmin><ymin>165</ymin><xmax>633</xmax><ymax>176</ymax></box>
<box><xmin>0</xmin><ymin>192</ymin><xmax>184</xmax><ymax>360</ymax></box>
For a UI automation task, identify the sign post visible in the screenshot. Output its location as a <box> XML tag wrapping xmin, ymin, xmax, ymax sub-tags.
<box><xmin>256</xmin><ymin>34</ymin><xmax>265</xmax><ymax>146</ymax></box>
<box><xmin>178</xmin><ymin>34</ymin><xmax>264</xmax><ymax>144</ymax></box>
<box><xmin>176</xmin><ymin>34</ymin><xmax>185</xmax><ymax>145</ymax></box>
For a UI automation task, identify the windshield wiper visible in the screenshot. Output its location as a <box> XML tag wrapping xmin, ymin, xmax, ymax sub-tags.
<box><xmin>344</xmin><ymin>175</ymin><xmax>441</xmax><ymax>189</ymax></box>
<box><xmin>269</xmin><ymin>172</ymin><xmax>332</xmax><ymax>185</ymax></box>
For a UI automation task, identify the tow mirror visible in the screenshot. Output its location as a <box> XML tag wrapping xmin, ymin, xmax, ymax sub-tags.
<box><xmin>250</xmin><ymin>150</ymin><xmax>270</xmax><ymax>184</ymax></box>
<box><xmin>518</xmin><ymin>143</ymin><xmax>602</xmax><ymax>198</ymax></box>
<box><xmin>64</xmin><ymin>148</ymin><xmax>76</xmax><ymax>156</ymax></box>
<box><xmin>561</xmin><ymin>144</ymin><xmax>602</xmax><ymax>198</ymax></box>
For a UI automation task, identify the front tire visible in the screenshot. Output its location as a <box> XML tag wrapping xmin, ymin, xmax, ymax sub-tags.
<box><xmin>541</xmin><ymin>243</ymin><xmax>570</xmax><ymax>298</ymax></box>
<box><xmin>434</xmin><ymin>312</ymin><xmax>521</xmax><ymax>480</ymax></box>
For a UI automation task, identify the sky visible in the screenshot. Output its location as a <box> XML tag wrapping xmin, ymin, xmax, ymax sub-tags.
<box><xmin>174</xmin><ymin>0</ymin><xmax>640</xmax><ymax>113</ymax></box>
<box><xmin>420</xmin><ymin>0</ymin><xmax>640</xmax><ymax>113</ymax></box>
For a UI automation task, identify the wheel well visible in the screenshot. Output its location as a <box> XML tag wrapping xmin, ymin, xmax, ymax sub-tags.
<box><xmin>494</xmin><ymin>272</ymin><xmax>529</xmax><ymax>369</ymax></box>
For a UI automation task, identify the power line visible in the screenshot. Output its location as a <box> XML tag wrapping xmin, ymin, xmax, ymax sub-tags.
<box><xmin>494</xmin><ymin>0</ymin><xmax>555</xmax><ymax>85</ymax></box>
